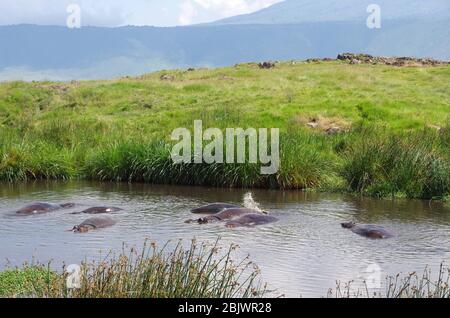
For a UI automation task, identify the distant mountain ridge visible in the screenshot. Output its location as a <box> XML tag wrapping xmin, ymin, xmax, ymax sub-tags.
<box><xmin>214</xmin><ymin>0</ymin><xmax>450</xmax><ymax>24</ymax></box>
<box><xmin>0</xmin><ymin>0</ymin><xmax>449</xmax><ymax>81</ymax></box>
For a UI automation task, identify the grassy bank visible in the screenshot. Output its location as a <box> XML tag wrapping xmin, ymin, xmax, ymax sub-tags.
<box><xmin>0</xmin><ymin>60</ymin><xmax>449</xmax><ymax>199</ymax></box>
<box><xmin>0</xmin><ymin>240</ymin><xmax>265</xmax><ymax>298</ymax></box>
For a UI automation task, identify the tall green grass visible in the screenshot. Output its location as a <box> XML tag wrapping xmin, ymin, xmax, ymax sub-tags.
<box><xmin>1</xmin><ymin>126</ymin><xmax>448</xmax><ymax>199</ymax></box>
<box><xmin>341</xmin><ymin>128</ymin><xmax>449</xmax><ymax>199</ymax></box>
<box><xmin>82</xmin><ymin>129</ymin><xmax>335</xmax><ymax>189</ymax></box>
<box><xmin>0</xmin><ymin>140</ymin><xmax>74</xmax><ymax>182</ymax></box>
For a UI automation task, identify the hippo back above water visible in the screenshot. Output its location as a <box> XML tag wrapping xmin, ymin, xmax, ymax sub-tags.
<box><xmin>225</xmin><ymin>214</ymin><xmax>279</xmax><ymax>228</ymax></box>
<box><xmin>341</xmin><ymin>222</ymin><xmax>394</xmax><ymax>239</ymax></box>
<box><xmin>186</xmin><ymin>208</ymin><xmax>263</xmax><ymax>224</ymax></box>
<box><xmin>72</xmin><ymin>217</ymin><xmax>116</xmax><ymax>233</ymax></box>
<box><xmin>71</xmin><ymin>206</ymin><xmax>123</xmax><ymax>215</ymax></box>
<box><xmin>16</xmin><ymin>202</ymin><xmax>75</xmax><ymax>215</ymax></box>
<box><xmin>190</xmin><ymin>203</ymin><xmax>240</xmax><ymax>214</ymax></box>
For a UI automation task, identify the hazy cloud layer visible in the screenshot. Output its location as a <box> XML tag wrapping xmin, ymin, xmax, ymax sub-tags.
<box><xmin>178</xmin><ymin>0</ymin><xmax>282</xmax><ymax>25</ymax></box>
<box><xmin>0</xmin><ymin>0</ymin><xmax>283</xmax><ymax>27</ymax></box>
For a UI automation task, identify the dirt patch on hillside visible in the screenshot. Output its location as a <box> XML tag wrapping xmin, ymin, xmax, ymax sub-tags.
<box><xmin>294</xmin><ymin>115</ymin><xmax>351</xmax><ymax>135</ymax></box>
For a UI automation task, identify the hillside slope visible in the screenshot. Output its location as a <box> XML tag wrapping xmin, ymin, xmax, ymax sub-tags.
<box><xmin>1</xmin><ymin>19</ymin><xmax>449</xmax><ymax>81</ymax></box>
<box><xmin>0</xmin><ymin>60</ymin><xmax>449</xmax><ymax>198</ymax></box>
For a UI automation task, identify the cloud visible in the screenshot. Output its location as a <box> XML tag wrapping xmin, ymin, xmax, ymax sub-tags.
<box><xmin>0</xmin><ymin>0</ymin><xmax>129</xmax><ymax>27</ymax></box>
<box><xmin>0</xmin><ymin>0</ymin><xmax>283</xmax><ymax>27</ymax></box>
<box><xmin>179</xmin><ymin>1</ymin><xmax>197</xmax><ymax>25</ymax></box>
<box><xmin>179</xmin><ymin>0</ymin><xmax>282</xmax><ymax>25</ymax></box>
<box><xmin>0</xmin><ymin>0</ymin><xmax>180</xmax><ymax>27</ymax></box>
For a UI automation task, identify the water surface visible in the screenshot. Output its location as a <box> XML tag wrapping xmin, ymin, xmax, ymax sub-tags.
<box><xmin>0</xmin><ymin>181</ymin><xmax>449</xmax><ymax>297</ymax></box>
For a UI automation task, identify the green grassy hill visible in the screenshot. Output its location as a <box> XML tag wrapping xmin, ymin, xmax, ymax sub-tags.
<box><xmin>0</xmin><ymin>60</ymin><xmax>449</xmax><ymax>199</ymax></box>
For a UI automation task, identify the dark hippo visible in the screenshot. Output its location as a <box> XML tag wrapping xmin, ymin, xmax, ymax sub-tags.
<box><xmin>186</xmin><ymin>208</ymin><xmax>262</xmax><ymax>224</ymax></box>
<box><xmin>225</xmin><ymin>214</ymin><xmax>279</xmax><ymax>228</ymax></box>
<box><xmin>190</xmin><ymin>203</ymin><xmax>240</xmax><ymax>214</ymax></box>
<box><xmin>72</xmin><ymin>217</ymin><xmax>116</xmax><ymax>233</ymax></box>
<box><xmin>341</xmin><ymin>222</ymin><xmax>394</xmax><ymax>239</ymax></box>
<box><xmin>71</xmin><ymin>206</ymin><xmax>123</xmax><ymax>215</ymax></box>
<box><xmin>16</xmin><ymin>202</ymin><xmax>75</xmax><ymax>215</ymax></box>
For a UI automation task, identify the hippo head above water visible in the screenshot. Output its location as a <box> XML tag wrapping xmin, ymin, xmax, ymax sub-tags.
<box><xmin>72</xmin><ymin>225</ymin><xmax>92</xmax><ymax>233</ymax></box>
<box><xmin>341</xmin><ymin>222</ymin><xmax>356</xmax><ymax>229</ymax></box>
<box><xmin>61</xmin><ymin>203</ymin><xmax>76</xmax><ymax>209</ymax></box>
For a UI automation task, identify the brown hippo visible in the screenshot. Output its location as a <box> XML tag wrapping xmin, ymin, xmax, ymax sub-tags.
<box><xmin>190</xmin><ymin>203</ymin><xmax>240</xmax><ymax>214</ymax></box>
<box><xmin>16</xmin><ymin>202</ymin><xmax>75</xmax><ymax>215</ymax></box>
<box><xmin>225</xmin><ymin>214</ymin><xmax>279</xmax><ymax>228</ymax></box>
<box><xmin>70</xmin><ymin>206</ymin><xmax>123</xmax><ymax>215</ymax></box>
<box><xmin>341</xmin><ymin>222</ymin><xmax>394</xmax><ymax>239</ymax></box>
<box><xmin>186</xmin><ymin>208</ymin><xmax>266</xmax><ymax>224</ymax></box>
<box><xmin>72</xmin><ymin>217</ymin><xmax>117</xmax><ymax>233</ymax></box>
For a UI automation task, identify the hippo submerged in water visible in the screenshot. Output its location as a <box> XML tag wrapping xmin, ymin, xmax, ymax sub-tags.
<box><xmin>225</xmin><ymin>214</ymin><xmax>279</xmax><ymax>228</ymax></box>
<box><xmin>72</xmin><ymin>217</ymin><xmax>116</xmax><ymax>233</ymax></box>
<box><xmin>190</xmin><ymin>203</ymin><xmax>241</xmax><ymax>214</ymax></box>
<box><xmin>71</xmin><ymin>206</ymin><xmax>123</xmax><ymax>215</ymax></box>
<box><xmin>186</xmin><ymin>207</ymin><xmax>278</xmax><ymax>227</ymax></box>
<box><xmin>186</xmin><ymin>208</ymin><xmax>262</xmax><ymax>224</ymax></box>
<box><xmin>16</xmin><ymin>202</ymin><xmax>75</xmax><ymax>215</ymax></box>
<box><xmin>341</xmin><ymin>222</ymin><xmax>394</xmax><ymax>239</ymax></box>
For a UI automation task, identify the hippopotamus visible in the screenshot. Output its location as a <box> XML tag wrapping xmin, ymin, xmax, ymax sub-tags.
<box><xmin>72</xmin><ymin>217</ymin><xmax>116</xmax><ymax>233</ymax></box>
<box><xmin>71</xmin><ymin>206</ymin><xmax>123</xmax><ymax>215</ymax></box>
<box><xmin>186</xmin><ymin>208</ymin><xmax>262</xmax><ymax>224</ymax></box>
<box><xmin>341</xmin><ymin>222</ymin><xmax>394</xmax><ymax>239</ymax></box>
<box><xmin>190</xmin><ymin>203</ymin><xmax>241</xmax><ymax>214</ymax></box>
<box><xmin>16</xmin><ymin>202</ymin><xmax>75</xmax><ymax>215</ymax></box>
<box><xmin>225</xmin><ymin>214</ymin><xmax>279</xmax><ymax>228</ymax></box>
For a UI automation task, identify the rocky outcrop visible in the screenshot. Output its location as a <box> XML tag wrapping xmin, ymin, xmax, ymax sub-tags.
<box><xmin>160</xmin><ymin>74</ymin><xmax>175</xmax><ymax>81</ymax></box>
<box><xmin>336</xmin><ymin>53</ymin><xmax>450</xmax><ymax>66</ymax></box>
<box><xmin>258</xmin><ymin>61</ymin><xmax>276</xmax><ymax>69</ymax></box>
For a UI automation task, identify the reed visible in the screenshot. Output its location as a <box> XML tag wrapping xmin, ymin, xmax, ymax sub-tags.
<box><xmin>328</xmin><ymin>263</ymin><xmax>450</xmax><ymax>298</ymax></box>
<box><xmin>0</xmin><ymin>240</ymin><xmax>266</xmax><ymax>298</ymax></box>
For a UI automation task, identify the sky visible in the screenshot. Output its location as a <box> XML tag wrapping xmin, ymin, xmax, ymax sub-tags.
<box><xmin>0</xmin><ymin>0</ymin><xmax>283</xmax><ymax>27</ymax></box>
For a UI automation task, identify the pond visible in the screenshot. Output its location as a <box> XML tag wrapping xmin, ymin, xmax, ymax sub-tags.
<box><xmin>0</xmin><ymin>181</ymin><xmax>449</xmax><ymax>297</ymax></box>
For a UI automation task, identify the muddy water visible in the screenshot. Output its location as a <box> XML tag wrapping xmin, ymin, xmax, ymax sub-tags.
<box><xmin>0</xmin><ymin>181</ymin><xmax>449</xmax><ymax>297</ymax></box>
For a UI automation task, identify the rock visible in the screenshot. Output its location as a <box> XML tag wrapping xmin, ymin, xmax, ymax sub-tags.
<box><xmin>258</xmin><ymin>61</ymin><xmax>276</xmax><ymax>69</ymax></box>
<box><xmin>160</xmin><ymin>74</ymin><xmax>174</xmax><ymax>81</ymax></box>
<box><xmin>428</xmin><ymin>125</ymin><xmax>442</xmax><ymax>132</ymax></box>
<box><xmin>325</xmin><ymin>126</ymin><xmax>342</xmax><ymax>135</ymax></box>
<box><xmin>307</xmin><ymin>122</ymin><xmax>319</xmax><ymax>129</ymax></box>
<box><xmin>337</xmin><ymin>53</ymin><xmax>449</xmax><ymax>67</ymax></box>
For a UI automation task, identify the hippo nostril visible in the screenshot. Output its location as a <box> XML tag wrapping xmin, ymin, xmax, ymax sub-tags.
<box><xmin>197</xmin><ymin>218</ymin><xmax>208</xmax><ymax>224</ymax></box>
